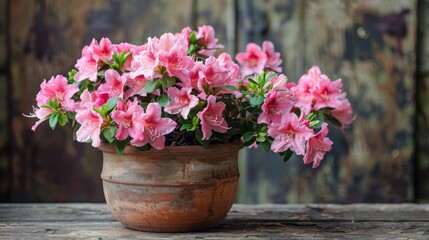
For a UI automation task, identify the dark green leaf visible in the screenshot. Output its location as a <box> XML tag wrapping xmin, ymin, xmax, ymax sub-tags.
<box><xmin>242</xmin><ymin>131</ymin><xmax>255</xmax><ymax>143</ymax></box>
<box><xmin>260</xmin><ymin>140</ymin><xmax>271</xmax><ymax>151</ymax></box>
<box><xmin>189</xmin><ymin>31</ymin><xmax>198</xmax><ymax>44</ymax></box>
<box><xmin>281</xmin><ymin>149</ymin><xmax>293</xmax><ymax>163</ymax></box>
<box><xmin>218</xmin><ymin>85</ymin><xmax>237</xmax><ymax>90</ymax></box>
<box><xmin>195</xmin><ymin>128</ymin><xmax>209</xmax><ymax>148</ymax></box>
<box><xmin>136</xmin><ymin>144</ymin><xmax>151</xmax><ymax>152</ymax></box>
<box><xmin>115</xmin><ymin>140</ymin><xmax>128</xmax><ymax>156</ymax></box>
<box><xmin>256</xmin><ymin>135</ymin><xmax>266</xmax><ymax>143</ymax></box>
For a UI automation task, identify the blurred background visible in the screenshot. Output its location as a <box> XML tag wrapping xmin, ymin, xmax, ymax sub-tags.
<box><xmin>0</xmin><ymin>0</ymin><xmax>428</xmax><ymax>203</ymax></box>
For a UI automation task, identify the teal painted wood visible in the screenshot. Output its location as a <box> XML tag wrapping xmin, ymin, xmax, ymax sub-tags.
<box><xmin>238</xmin><ymin>0</ymin><xmax>416</xmax><ymax>203</ymax></box>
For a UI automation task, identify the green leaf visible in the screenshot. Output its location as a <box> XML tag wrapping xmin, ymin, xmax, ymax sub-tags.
<box><xmin>106</xmin><ymin>97</ymin><xmax>121</xmax><ymax>112</ymax></box>
<box><xmin>327</xmin><ymin>115</ymin><xmax>342</xmax><ymax>128</ymax></box>
<box><xmin>159</xmin><ymin>77</ymin><xmax>176</xmax><ymax>88</ymax></box>
<box><xmin>257</xmin><ymin>72</ymin><xmax>266</xmax><ymax>87</ymax></box>
<box><xmin>49</xmin><ymin>113</ymin><xmax>60</xmax><ymax>129</ymax></box>
<box><xmin>68</xmin><ymin>69</ymin><xmax>77</xmax><ymax>84</ymax></box>
<box><xmin>157</xmin><ymin>93</ymin><xmax>169</xmax><ymax>107</ymax></box>
<box><xmin>242</xmin><ymin>131</ymin><xmax>255</xmax><ymax>143</ymax></box>
<box><xmin>58</xmin><ymin>114</ymin><xmax>68</xmax><ymax>126</ymax></box>
<box><xmin>189</xmin><ymin>31</ymin><xmax>198</xmax><ymax>44</ymax></box>
<box><xmin>249</xmin><ymin>96</ymin><xmax>265</xmax><ymax>106</ymax></box>
<box><xmin>92</xmin><ymin>107</ymin><xmax>105</xmax><ymax>117</ymax></box>
<box><xmin>256</xmin><ymin>135</ymin><xmax>266</xmax><ymax>143</ymax></box>
<box><xmin>309</xmin><ymin>120</ymin><xmax>320</xmax><ymax>128</ymax></box>
<box><xmin>247</xmin><ymin>77</ymin><xmax>258</xmax><ymax>86</ymax></box>
<box><xmin>218</xmin><ymin>85</ymin><xmax>237</xmax><ymax>90</ymax></box>
<box><xmin>180</xmin><ymin>123</ymin><xmax>195</xmax><ymax>131</ymax></box>
<box><xmin>115</xmin><ymin>140</ymin><xmax>128</xmax><ymax>156</ymax></box>
<box><xmin>102</xmin><ymin>126</ymin><xmax>117</xmax><ymax>143</ymax></box>
<box><xmin>136</xmin><ymin>144</ymin><xmax>151</xmax><ymax>152</ymax></box>
<box><xmin>187</xmin><ymin>44</ymin><xmax>198</xmax><ymax>55</ymax></box>
<box><xmin>48</xmin><ymin>99</ymin><xmax>59</xmax><ymax>110</ymax></box>
<box><xmin>195</xmin><ymin>128</ymin><xmax>209</xmax><ymax>148</ymax></box>
<box><xmin>281</xmin><ymin>149</ymin><xmax>293</xmax><ymax>163</ymax></box>
<box><xmin>260</xmin><ymin>140</ymin><xmax>271</xmax><ymax>151</ymax></box>
<box><xmin>143</xmin><ymin>80</ymin><xmax>161</xmax><ymax>93</ymax></box>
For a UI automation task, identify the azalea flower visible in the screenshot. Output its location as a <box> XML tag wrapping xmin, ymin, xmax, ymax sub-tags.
<box><xmin>98</xmin><ymin>69</ymin><xmax>126</xmax><ymax>98</ymax></box>
<box><xmin>130</xmin><ymin>103</ymin><xmax>176</xmax><ymax>150</ymax></box>
<box><xmin>303</xmin><ymin>123</ymin><xmax>333</xmax><ymax>168</ymax></box>
<box><xmin>257</xmin><ymin>89</ymin><xmax>294</xmax><ymax>124</ymax></box>
<box><xmin>111</xmin><ymin>99</ymin><xmax>143</xmax><ymax>141</ymax></box>
<box><xmin>36</xmin><ymin>75</ymin><xmax>78</xmax><ymax>110</ymax></box>
<box><xmin>197</xmin><ymin>95</ymin><xmax>229</xmax><ymax>140</ymax></box>
<box><xmin>268</xmin><ymin>113</ymin><xmax>313</xmax><ymax>155</ymax></box>
<box><xmin>262</xmin><ymin>41</ymin><xmax>282</xmax><ymax>73</ymax></box>
<box><xmin>164</xmin><ymin>87</ymin><xmax>199</xmax><ymax>119</ymax></box>
<box><xmin>196</xmin><ymin>25</ymin><xmax>224</xmax><ymax>56</ymax></box>
<box><xmin>331</xmin><ymin>99</ymin><xmax>354</xmax><ymax>127</ymax></box>
<box><xmin>75</xmin><ymin>109</ymin><xmax>104</xmax><ymax>147</ymax></box>
<box><xmin>235</xmin><ymin>43</ymin><xmax>267</xmax><ymax>76</ymax></box>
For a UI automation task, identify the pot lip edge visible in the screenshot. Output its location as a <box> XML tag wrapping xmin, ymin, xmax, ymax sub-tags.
<box><xmin>98</xmin><ymin>141</ymin><xmax>244</xmax><ymax>154</ymax></box>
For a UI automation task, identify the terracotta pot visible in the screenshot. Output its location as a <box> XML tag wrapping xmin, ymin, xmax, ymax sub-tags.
<box><xmin>99</xmin><ymin>142</ymin><xmax>242</xmax><ymax>232</ymax></box>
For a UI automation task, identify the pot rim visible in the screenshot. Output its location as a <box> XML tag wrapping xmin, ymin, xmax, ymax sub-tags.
<box><xmin>98</xmin><ymin>141</ymin><xmax>244</xmax><ymax>155</ymax></box>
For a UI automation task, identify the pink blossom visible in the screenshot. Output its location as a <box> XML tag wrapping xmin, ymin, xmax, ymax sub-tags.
<box><xmin>331</xmin><ymin>99</ymin><xmax>354</xmax><ymax>127</ymax></box>
<box><xmin>164</xmin><ymin>87</ymin><xmax>199</xmax><ymax>119</ymax></box>
<box><xmin>176</xmin><ymin>27</ymin><xmax>192</xmax><ymax>44</ymax></box>
<box><xmin>130</xmin><ymin>33</ymin><xmax>193</xmax><ymax>81</ymax></box>
<box><xmin>197</xmin><ymin>95</ymin><xmax>228</xmax><ymax>140</ymax></box>
<box><xmin>303</xmin><ymin>123</ymin><xmax>333</xmax><ymax>168</ymax></box>
<box><xmin>196</xmin><ymin>25</ymin><xmax>224</xmax><ymax>56</ymax></box>
<box><xmin>111</xmin><ymin>99</ymin><xmax>143</xmax><ymax>140</ymax></box>
<box><xmin>268</xmin><ymin>113</ymin><xmax>313</xmax><ymax>155</ymax></box>
<box><xmin>74</xmin><ymin>54</ymin><xmax>98</xmax><ymax>82</ymax></box>
<box><xmin>264</xmin><ymin>73</ymin><xmax>288</xmax><ymax>90</ymax></box>
<box><xmin>98</xmin><ymin>69</ymin><xmax>126</xmax><ymax>98</ymax></box>
<box><xmin>36</xmin><ymin>75</ymin><xmax>78</xmax><ymax>110</ymax></box>
<box><xmin>235</xmin><ymin>43</ymin><xmax>267</xmax><ymax>75</ymax></box>
<box><xmin>262</xmin><ymin>41</ymin><xmax>282</xmax><ymax>72</ymax></box>
<box><xmin>91</xmin><ymin>38</ymin><xmax>116</xmax><ymax>62</ymax></box>
<box><xmin>312</xmin><ymin>77</ymin><xmax>345</xmax><ymax>111</ymax></box>
<box><xmin>27</xmin><ymin>106</ymin><xmax>54</xmax><ymax>131</ymax></box>
<box><xmin>124</xmin><ymin>74</ymin><xmax>147</xmax><ymax>98</ymax></box>
<box><xmin>75</xmin><ymin>89</ymin><xmax>109</xmax><ymax>111</ymax></box>
<box><xmin>129</xmin><ymin>103</ymin><xmax>176</xmax><ymax>150</ymax></box>
<box><xmin>257</xmin><ymin>89</ymin><xmax>293</xmax><ymax>124</ymax></box>
<box><xmin>116</xmin><ymin>42</ymin><xmax>146</xmax><ymax>71</ymax></box>
<box><xmin>75</xmin><ymin>109</ymin><xmax>104</xmax><ymax>147</ymax></box>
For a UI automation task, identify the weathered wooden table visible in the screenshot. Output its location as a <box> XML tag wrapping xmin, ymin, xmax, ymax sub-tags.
<box><xmin>1</xmin><ymin>204</ymin><xmax>428</xmax><ymax>239</ymax></box>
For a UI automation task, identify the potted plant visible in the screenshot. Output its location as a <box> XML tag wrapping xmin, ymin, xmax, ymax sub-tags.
<box><xmin>26</xmin><ymin>25</ymin><xmax>353</xmax><ymax>232</ymax></box>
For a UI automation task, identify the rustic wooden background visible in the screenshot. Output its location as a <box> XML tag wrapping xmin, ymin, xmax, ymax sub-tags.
<box><xmin>0</xmin><ymin>0</ymin><xmax>427</xmax><ymax>203</ymax></box>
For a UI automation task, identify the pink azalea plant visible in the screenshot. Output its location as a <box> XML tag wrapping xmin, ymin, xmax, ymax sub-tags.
<box><xmin>27</xmin><ymin>25</ymin><xmax>353</xmax><ymax>168</ymax></box>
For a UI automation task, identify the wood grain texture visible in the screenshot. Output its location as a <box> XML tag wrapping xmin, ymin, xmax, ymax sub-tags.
<box><xmin>1</xmin><ymin>204</ymin><xmax>428</xmax><ymax>239</ymax></box>
<box><xmin>240</xmin><ymin>0</ymin><xmax>416</xmax><ymax>203</ymax></box>
<box><xmin>416</xmin><ymin>0</ymin><xmax>429</xmax><ymax>203</ymax></box>
<box><xmin>9</xmin><ymin>0</ymin><xmax>192</xmax><ymax>202</ymax></box>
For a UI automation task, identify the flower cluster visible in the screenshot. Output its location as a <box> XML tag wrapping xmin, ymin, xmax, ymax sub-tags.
<box><xmin>27</xmin><ymin>25</ymin><xmax>353</xmax><ymax>168</ymax></box>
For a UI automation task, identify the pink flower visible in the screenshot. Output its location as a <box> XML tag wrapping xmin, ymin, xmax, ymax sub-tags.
<box><xmin>197</xmin><ymin>95</ymin><xmax>228</xmax><ymax>140</ymax></box>
<box><xmin>303</xmin><ymin>123</ymin><xmax>333</xmax><ymax>168</ymax></box>
<box><xmin>257</xmin><ymin>89</ymin><xmax>294</xmax><ymax>124</ymax></box>
<box><xmin>124</xmin><ymin>74</ymin><xmax>147</xmax><ymax>98</ymax></box>
<box><xmin>235</xmin><ymin>43</ymin><xmax>267</xmax><ymax>75</ymax></box>
<box><xmin>164</xmin><ymin>87</ymin><xmax>199</xmax><ymax>119</ymax></box>
<box><xmin>75</xmin><ymin>109</ymin><xmax>104</xmax><ymax>147</ymax></box>
<box><xmin>130</xmin><ymin>33</ymin><xmax>193</xmax><ymax>81</ymax></box>
<box><xmin>98</xmin><ymin>69</ymin><xmax>126</xmax><ymax>98</ymax></box>
<box><xmin>129</xmin><ymin>103</ymin><xmax>176</xmax><ymax>150</ymax></box>
<box><xmin>262</xmin><ymin>41</ymin><xmax>282</xmax><ymax>73</ymax></box>
<box><xmin>268</xmin><ymin>113</ymin><xmax>313</xmax><ymax>155</ymax></box>
<box><xmin>36</xmin><ymin>75</ymin><xmax>79</xmax><ymax>110</ymax></box>
<box><xmin>74</xmin><ymin>54</ymin><xmax>98</xmax><ymax>82</ymax></box>
<box><xmin>111</xmin><ymin>99</ymin><xmax>143</xmax><ymax>141</ymax></box>
<box><xmin>196</xmin><ymin>25</ymin><xmax>224</xmax><ymax>56</ymax></box>
<box><xmin>26</xmin><ymin>106</ymin><xmax>54</xmax><ymax>131</ymax></box>
<box><xmin>312</xmin><ymin>77</ymin><xmax>345</xmax><ymax>111</ymax></box>
<box><xmin>331</xmin><ymin>99</ymin><xmax>354</xmax><ymax>127</ymax></box>
<box><xmin>91</xmin><ymin>38</ymin><xmax>116</xmax><ymax>62</ymax></box>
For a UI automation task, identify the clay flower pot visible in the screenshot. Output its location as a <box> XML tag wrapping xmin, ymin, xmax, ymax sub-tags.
<box><xmin>99</xmin><ymin>142</ymin><xmax>242</xmax><ymax>232</ymax></box>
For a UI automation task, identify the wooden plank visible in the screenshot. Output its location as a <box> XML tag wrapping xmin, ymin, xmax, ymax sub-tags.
<box><xmin>416</xmin><ymin>0</ymin><xmax>429</xmax><ymax>202</ymax></box>
<box><xmin>241</xmin><ymin>0</ymin><xmax>417</xmax><ymax>203</ymax></box>
<box><xmin>0</xmin><ymin>204</ymin><xmax>428</xmax><ymax>239</ymax></box>
<box><xmin>9</xmin><ymin>0</ymin><xmax>193</xmax><ymax>202</ymax></box>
